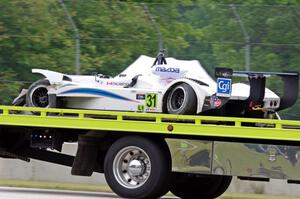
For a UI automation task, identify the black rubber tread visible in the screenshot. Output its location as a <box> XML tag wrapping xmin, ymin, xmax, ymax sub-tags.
<box><xmin>26</xmin><ymin>79</ymin><xmax>51</xmax><ymax>108</ymax></box>
<box><xmin>104</xmin><ymin>136</ymin><xmax>171</xmax><ymax>199</ymax></box>
<box><xmin>170</xmin><ymin>173</ymin><xmax>225</xmax><ymax>199</ymax></box>
<box><xmin>166</xmin><ymin>83</ymin><xmax>197</xmax><ymax>115</ymax></box>
<box><xmin>211</xmin><ymin>176</ymin><xmax>232</xmax><ymax>198</ymax></box>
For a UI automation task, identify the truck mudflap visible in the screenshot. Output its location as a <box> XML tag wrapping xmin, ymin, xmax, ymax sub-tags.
<box><xmin>233</xmin><ymin>71</ymin><xmax>299</xmax><ymax>111</ymax></box>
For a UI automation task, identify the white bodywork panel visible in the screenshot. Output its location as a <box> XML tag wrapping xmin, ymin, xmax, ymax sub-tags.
<box><xmin>32</xmin><ymin>55</ymin><xmax>280</xmax><ymax>113</ymax></box>
<box><xmin>32</xmin><ymin>69</ymin><xmax>96</xmax><ymax>84</ymax></box>
<box><xmin>32</xmin><ymin>69</ymin><xmax>64</xmax><ymax>84</ymax></box>
<box><xmin>231</xmin><ymin>83</ymin><xmax>279</xmax><ymax>100</ymax></box>
<box><xmin>119</xmin><ymin>55</ymin><xmax>216</xmax><ymax>88</ymax></box>
<box><xmin>57</xmin><ymin>85</ymin><xmax>163</xmax><ymax>112</ymax></box>
<box><xmin>231</xmin><ymin>83</ymin><xmax>280</xmax><ymax>109</ymax></box>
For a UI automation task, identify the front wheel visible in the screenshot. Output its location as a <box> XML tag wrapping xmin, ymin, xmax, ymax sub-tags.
<box><xmin>104</xmin><ymin>136</ymin><xmax>171</xmax><ymax>199</ymax></box>
<box><xmin>26</xmin><ymin>79</ymin><xmax>55</xmax><ymax>108</ymax></box>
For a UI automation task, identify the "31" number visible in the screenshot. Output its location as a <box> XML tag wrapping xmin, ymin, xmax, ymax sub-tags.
<box><xmin>146</xmin><ymin>94</ymin><xmax>157</xmax><ymax>108</ymax></box>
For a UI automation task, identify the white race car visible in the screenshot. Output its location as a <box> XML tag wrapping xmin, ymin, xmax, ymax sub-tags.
<box><xmin>14</xmin><ymin>51</ymin><xmax>299</xmax><ymax>118</ymax></box>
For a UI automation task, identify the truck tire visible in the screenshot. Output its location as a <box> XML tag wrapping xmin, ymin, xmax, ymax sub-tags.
<box><xmin>104</xmin><ymin>136</ymin><xmax>171</xmax><ymax>199</ymax></box>
<box><xmin>26</xmin><ymin>79</ymin><xmax>55</xmax><ymax>108</ymax></box>
<box><xmin>166</xmin><ymin>83</ymin><xmax>197</xmax><ymax>115</ymax></box>
<box><xmin>211</xmin><ymin>176</ymin><xmax>232</xmax><ymax>198</ymax></box>
<box><xmin>170</xmin><ymin>173</ymin><xmax>230</xmax><ymax>199</ymax></box>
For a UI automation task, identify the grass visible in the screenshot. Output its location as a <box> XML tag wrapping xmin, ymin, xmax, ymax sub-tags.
<box><xmin>0</xmin><ymin>179</ymin><xmax>300</xmax><ymax>199</ymax></box>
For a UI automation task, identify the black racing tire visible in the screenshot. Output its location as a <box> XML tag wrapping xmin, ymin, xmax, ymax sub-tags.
<box><xmin>104</xmin><ymin>136</ymin><xmax>171</xmax><ymax>199</ymax></box>
<box><xmin>26</xmin><ymin>79</ymin><xmax>54</xmax><ymax>108</ymax></box>
<box><xmin>211</xmin><ymin>176</ymin><xmax>232</xmax><ymax>198</ymax></box>
<box><xmin>166</xmin><ymin>83</ymin><xmax>197</xmax><ymax>115</ymax></box>
<box><xmin>170</xmin><ymin>173</ymin><xmax>228</xmax><ymax>199</ymax></box>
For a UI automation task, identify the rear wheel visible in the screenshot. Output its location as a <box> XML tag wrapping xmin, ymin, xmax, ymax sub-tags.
<box><xmin>166</xmin><ymin>83</ymin><xmax>197</xmax><ymax>115</ymax></box>
<box><xmin>211</xmin><ymin>175</ymin><xmax>232</xmax><ymax>198</ymax></box>
<box><xmin>170</xmin><ymin>173</ymin><xmax>232</xmax><ymax>199</ymax></box>
<box><xmin>104</xmin><ymin>136</ymin><xmax>171</xmax><ymax>199</ymax></box>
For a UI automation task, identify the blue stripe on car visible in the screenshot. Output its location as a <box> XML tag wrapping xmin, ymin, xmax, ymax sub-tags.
<box><xmin>61</xmin><ymin>88</ymin><xmax>136</xmax><ymax>102</ymax></box>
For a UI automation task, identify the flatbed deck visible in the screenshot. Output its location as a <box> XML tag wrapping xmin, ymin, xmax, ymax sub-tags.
<box><xmin>0</xmin><ymin>105</ymin><xmax>300</xmax><ymax>142</ymax></box>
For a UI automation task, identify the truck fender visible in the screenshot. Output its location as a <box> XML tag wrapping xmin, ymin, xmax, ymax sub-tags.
<box><xmin>32</xmin><ymin>69</ymin><xmax>65</xmax><ymax>84</ymax></box>
<box><xmin>163</xmin><ymin>79</ymin><xmax>213</xmax><ymax>113</ymax></box>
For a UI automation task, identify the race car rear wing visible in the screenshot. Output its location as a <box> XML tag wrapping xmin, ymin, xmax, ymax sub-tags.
<box><xmin>216</xmin><ymin>68</ymin><xmax>299</xmax><ymax>111</ymax></box>
<box><xmin>234</xmin><ymin>70</ymin><xmax>299</xmax><ymax>111</ymax></box>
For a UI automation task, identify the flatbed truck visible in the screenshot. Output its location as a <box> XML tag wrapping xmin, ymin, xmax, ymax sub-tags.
<box><xmin>1</xmin><ymin>105</ymin><xmax>300</xmax><ymax>199</ymax></box>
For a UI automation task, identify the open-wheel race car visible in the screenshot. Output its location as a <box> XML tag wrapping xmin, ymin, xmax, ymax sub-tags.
<box><xmin>14</xmin><ymin>51</ymin><xmax>299</xmax><ymax>118</ymax></box>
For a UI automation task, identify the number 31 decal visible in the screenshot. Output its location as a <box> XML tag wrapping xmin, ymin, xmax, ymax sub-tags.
<box><xmin>146</xmin><ymin>93</ymin><xmax>157</xmax><ymax>108</ymax></box>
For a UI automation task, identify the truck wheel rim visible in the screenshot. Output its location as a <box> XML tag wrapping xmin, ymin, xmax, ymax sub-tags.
<box><xmin>113</xmin><ymin>146</ymin><xmax>151</xmax><ymax>189</ymax></box>
<box><xmin>31</xmin><ymin>86</ymin><xmax>49</xmax><ymax>107</ymax></box>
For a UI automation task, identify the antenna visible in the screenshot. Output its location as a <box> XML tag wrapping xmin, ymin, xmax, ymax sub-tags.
<box><xmin>231</xmin><ymin>4</ymin><xmax>251</xmax><ymax>71</ymax></box>
<box><xmin>58</xmin><ymin>0</ymin><xmax>81</xmax><ymax>75</ymax></box>
<box><xmin>142</xmin><ymin>3</ymin><xmax>164</xmax><ymax>51</ymax></box>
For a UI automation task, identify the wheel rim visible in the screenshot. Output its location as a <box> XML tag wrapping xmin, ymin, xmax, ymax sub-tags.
<box><xmin>31</xmin><ymin>85</ymin><xmax>49</xmax><ymax>107</ymax></box>
<box><xmin>113</xmin><ymin>146</ymin><xmax>151</xmax><ymax>189</ymax></box>
<box><xmin>169</xmin><ymin>87</ymin><xmax>186</xmax><ymax>111</ymax></box>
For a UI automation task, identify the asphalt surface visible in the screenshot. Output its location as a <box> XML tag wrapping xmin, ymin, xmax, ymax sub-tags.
<box><xmin>0</xmin><ymin>187</ymin><xmax>177</xmax><ymax>199</ymax></box>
